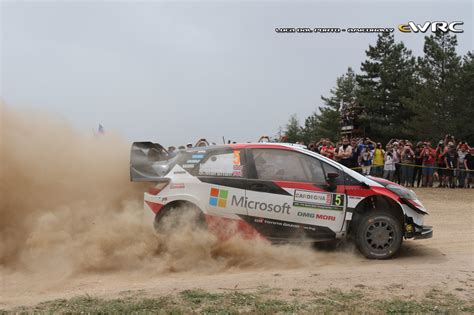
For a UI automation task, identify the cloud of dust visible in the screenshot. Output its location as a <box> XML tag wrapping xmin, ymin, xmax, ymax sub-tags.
<box><xmin>0</xmin><ymin>104</ymin><xmax>352</xmax><ymax>278</ymax></box>
<box><xmin>0</xmin><ymin>104</ymin><xmax>151</xmax><ymax>273</ymax></box>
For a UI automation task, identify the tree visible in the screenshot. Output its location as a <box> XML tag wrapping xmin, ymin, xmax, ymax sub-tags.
<box><xmin>302</xmin><ymin>109</ymin><xmax>340</xmax><ymax>143</ymax></box>
<box><xmin>411</xmin><ymin>32</ymin><xmax>463</xmax><ymax>141</ymax></box>
<box><xmin>454</xmin><ymin>52</ymin><xmax>474</xmax><ymax>143</ymax></box>
<box><xmin>302</xmin><ymin>67</ymin><xmax>358</xmax><ymax>143</ymax></box>
<box><xmin>277</xmin><ymin>32</ymin><xmax>471</xmax><ymax>145</ymax></box>
<box><xmin>284</xmin><ymin>114</ymin><xmax>303</xmax><ymax>143</ymax></box>
<box><xmin>357</xmin><ymin>32</ymin><xmax>417</xmax><ymax>143</ymax></box>
<box><xmin>321</xmin><ymin>67</ymin><xmax>358</xmax><ymax>111</ymax></box>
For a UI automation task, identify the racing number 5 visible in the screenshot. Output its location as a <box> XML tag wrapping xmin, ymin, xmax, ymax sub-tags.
<box><xmin>334</xmin><ymin>194</ymin><xmax>342</xmax><ymax>206</ymax></box>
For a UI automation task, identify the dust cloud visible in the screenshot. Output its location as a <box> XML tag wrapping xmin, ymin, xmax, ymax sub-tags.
<box><xmin>0</xmin><ymin>104</ymin><xmax>340</xmax><ymax>279</ymax></box>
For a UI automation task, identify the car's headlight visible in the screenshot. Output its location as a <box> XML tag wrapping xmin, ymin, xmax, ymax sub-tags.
<box><xmin>386</xmin><ymin>184</ymin><xmax>418</xmax><ymax>200</ymax></box>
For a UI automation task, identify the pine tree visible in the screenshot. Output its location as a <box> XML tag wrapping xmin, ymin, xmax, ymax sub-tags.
<box><xmin>302</xmin><ymin>67</ymin><xmax>358</xmax><ymax>143</ymax></box>
<box><xmin>321</xmin><ymin>67</ymin><xmax>358</xmax><ymax>110</ymax></box>
<box><xmin>302</xmin><ymin>109</ymin><xmax>341</xmax><ymax>143</ymax></box>
<box><xmin>357</xmin><ymin>33</ymin><xmax>417</xmax><ymax>143</ymax></box>
<box><xmin>454</xmin><ymin>52</ymin><xmax>474</xmax><ymax>143</ymax></box>
<box><xmin>412</xmin><ymin>32</ymin><xmax>462</xmax><ymax>141</ymax></box>
<box><xmin>284</xmin><ymin>114</ymin><xmax>302</xmax><ymax>143</ymax></box>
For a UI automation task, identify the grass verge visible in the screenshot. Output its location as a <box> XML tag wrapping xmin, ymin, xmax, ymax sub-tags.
<box><xmin>6</xmin><ymin>287</ymin><xmax>474</xmax><ymax>314</ymax></box>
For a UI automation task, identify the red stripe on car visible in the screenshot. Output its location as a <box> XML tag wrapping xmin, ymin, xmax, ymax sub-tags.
<box><xmin>145</xmin><ymin>201</ymin><xmax>164</xmax><ymax>214</ymax></box>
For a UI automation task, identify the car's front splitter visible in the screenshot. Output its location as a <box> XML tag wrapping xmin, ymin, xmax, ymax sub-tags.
<box><xmin>405</xmin><ymin>224</ymin><xmax>433</xmax><ymax>239</ymax></box>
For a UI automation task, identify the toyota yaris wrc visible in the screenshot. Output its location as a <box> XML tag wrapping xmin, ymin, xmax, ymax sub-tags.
<box><xmin>130</xmin><ymin>142</ymin><xmax>433</xmax><ymax>259</ymax></box>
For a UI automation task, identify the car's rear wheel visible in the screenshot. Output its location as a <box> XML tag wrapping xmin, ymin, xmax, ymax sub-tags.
<box><xmin>153</xmin><ymin>202</ymin><xmax>206</xmax><ymax>234</ymax></box>
<box><xmin>355</xmin><ymin>210</ymin><xmax>403</xmax><ymax>259</ymax></box>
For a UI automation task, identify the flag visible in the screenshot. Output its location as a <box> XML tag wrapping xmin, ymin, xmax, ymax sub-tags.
<box><xmin>98</xmin><ymin>124</ymin><xmax>105</xmax><ymax>135</ymax></box>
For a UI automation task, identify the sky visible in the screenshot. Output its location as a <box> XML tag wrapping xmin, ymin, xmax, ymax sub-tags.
<box><xmin>1</xmin><ymin>0</ymin><xmax>472</xmax><ymax>147</ymax></box>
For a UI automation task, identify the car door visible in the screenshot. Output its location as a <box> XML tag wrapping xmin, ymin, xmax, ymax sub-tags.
<box><xmin>193</xmin><ymin>148</ymin><xmax>248</xmax><ymax>218</ymax></box>
<box><xmin>242</xmin><ymin>148</ymin><xmax>347</xmax><ymax>241</ymax></box>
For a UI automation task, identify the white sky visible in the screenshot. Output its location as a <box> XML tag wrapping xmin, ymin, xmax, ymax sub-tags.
<box><xmin>1</xmin><ymin>0</ymin><xmax>472</xmax><ymax>146</ymax></box>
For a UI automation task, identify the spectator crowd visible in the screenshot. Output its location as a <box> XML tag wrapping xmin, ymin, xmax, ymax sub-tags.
<box><xmin>307</xmin><ymin>135</ymin><xmax>473</xmax><ymax>189</ymax></box>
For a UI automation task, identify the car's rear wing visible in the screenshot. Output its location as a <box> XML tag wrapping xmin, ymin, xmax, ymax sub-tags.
<box><xmin>130</xmin><ymin>142</ymin><xmax>173</xmax><ymax>182</ymax></box>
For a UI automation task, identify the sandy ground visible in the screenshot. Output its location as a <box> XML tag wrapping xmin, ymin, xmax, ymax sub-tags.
<box><xmin>1</xmin><ymin>188</ymin><xmax>473</xmax><ymax>309</ymax></box>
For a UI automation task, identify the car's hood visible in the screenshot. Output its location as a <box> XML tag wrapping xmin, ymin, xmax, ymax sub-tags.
<box><xmin>368</xmin><ymin>176</ymin><xmax>429</xmax><ymax>214</ymax></box>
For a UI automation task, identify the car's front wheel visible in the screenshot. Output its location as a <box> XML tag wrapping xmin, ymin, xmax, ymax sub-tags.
<box><xmin>354</xmin><ymin>210</ymin><xmax>403</xmax><ymax>259</ymax></box>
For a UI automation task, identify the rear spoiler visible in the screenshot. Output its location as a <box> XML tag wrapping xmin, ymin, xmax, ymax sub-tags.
<box><xmin>130</xmin><ymin>142</ymin><xmax>172</xmax><ymax>182</ymax></box>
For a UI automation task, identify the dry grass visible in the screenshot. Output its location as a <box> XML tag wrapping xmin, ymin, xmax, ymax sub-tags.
<box><xmin>8</xmin><ymin>287</ymin><xmax>474</xmax><ymax>314</ymax></box>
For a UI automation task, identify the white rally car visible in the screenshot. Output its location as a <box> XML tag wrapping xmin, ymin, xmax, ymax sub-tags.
<box><xmin>130</xmin><ymin>142</ymin><xmax>432</xmax><ymax>259</ymax></box>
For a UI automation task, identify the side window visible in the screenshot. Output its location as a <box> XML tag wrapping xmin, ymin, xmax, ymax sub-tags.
<box><xmin>197</xmin><ymin>150</ymin><xmax>245</xmax><ymax>177</ymax></box>
<box><xmin>251</xmin><ymin>149</ymin><xmax>326</xmax><ymax>184</ymax></box>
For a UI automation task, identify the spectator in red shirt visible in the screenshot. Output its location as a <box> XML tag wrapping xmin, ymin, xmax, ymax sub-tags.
<box><xmin>421</xmin><ymin>142</ymin><xmax>436</xmax><ymax>187</ymax></box>
<box><xmin>319</xmin><ymin>139</ymin><xmax>335</xmax><ymax>160</ymax></box>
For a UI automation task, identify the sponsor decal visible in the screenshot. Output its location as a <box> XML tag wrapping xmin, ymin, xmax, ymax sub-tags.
<box><xmin>297</xmin><ymin>211</ymin><xmax>315</xmax><ymax>218</ymax></box>
<box><xmin>173</xmin><ymin>171</ymin><xmax>186</xmax><ymax>174</ymax></box>
<box><xmin>232</xmin><ymin>195</ymin><xmax>290</xmax><ymax>214</ymax></box>
<box><xmin>252</xmin><ymin>217</ymin><xmax>316</xmax><ymax>231</ymax></box>
<box><xmin>187</xmin><ymin>159</ymin><xmax>201</xmax><ymax>164</ymax></box>
<box><xmin>170</xmin><ymin>183</ymin><xmax>185</xmax><ymax>189</ymax></box>
<box><xmin>192</xmin><ymin>154</ymin><xmax>204</xmax><ymax>159</ymax></box>
<box><xmin>232</xmin><ymin>164</ymin><xmax>243</xmax><ymax>177</ymax></box>
<box><xmin>293</xmin><ymin>190</ymin><xmax>344</xmax><ymax>211</ymax></box>
<box><xmin>209</xmin><ymin>188</ymin><xmax>228</xmax><ymax>208</ymax></box>
<box><xmin>233</xmin><ymin>150</ymin><xmax>241</xmax><ymax>165</ymax></box>
<box><xmin>209</xmin><ymin>188</ymin><xmax>290</xmax><ymax>214</ymax></box>
<box><xmin>232</xmin><ymin>171</ymin><xmax>242</xmax><ymax>177</ymax></box>
<box><xmin>182</xmin><ymin>164</ymin><xmax>195</xmax><ymax>168</ymax></box>
<box><xmin>253</xmin><ymin>218</ymin><xmax>299</xmax><ymax>228</ymax></box>
<box><xmin>316</xmin><ymin>214</ymin><xmax>336</xmax><ymax>221</ymax></box>
<box><xmin>297</xmin><ymin>211</ymin><xmax>337</xmax><ymax>221</ymax></box>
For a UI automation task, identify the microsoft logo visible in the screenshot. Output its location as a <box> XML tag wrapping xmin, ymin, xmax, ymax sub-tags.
<box><xmin>209</xmin><ymin>188</ymin><xmax>228</xmax><ymax>208</ymax></box>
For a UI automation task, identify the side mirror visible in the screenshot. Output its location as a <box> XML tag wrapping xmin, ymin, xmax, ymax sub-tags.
<box><xmin>326</xmin><ymin>172</ymin><xmax>340</xmax><ymax>191</ymax></box>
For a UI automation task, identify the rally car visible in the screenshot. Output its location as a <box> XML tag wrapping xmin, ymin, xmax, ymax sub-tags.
<box><xmin>130</xmin><ymin>142</ymin><xmax>433</xmax><ymax>259</ymax></box>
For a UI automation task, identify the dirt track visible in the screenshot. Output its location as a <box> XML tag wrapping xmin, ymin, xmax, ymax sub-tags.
<box><xmin>1</xmin><ymin>188</ymin><xmax>473</xmax><ymax>310</ymax></box>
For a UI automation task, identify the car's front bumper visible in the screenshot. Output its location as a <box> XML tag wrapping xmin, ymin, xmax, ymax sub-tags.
<box><xmin>413</xmin><ymin>225</ymin><xmax>433</xmax><ymax>239</ymax></box>
<box><xmin>405</xmin><ymin>224</ymin><xmax>433</xmax><ymax>239</ymax></box>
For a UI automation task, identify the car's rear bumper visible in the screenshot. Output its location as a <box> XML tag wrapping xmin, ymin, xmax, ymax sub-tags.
<box><xmin>413</xmin><ymin>225</ymin><xmax>433</xmax><ymax>240</ymax></box>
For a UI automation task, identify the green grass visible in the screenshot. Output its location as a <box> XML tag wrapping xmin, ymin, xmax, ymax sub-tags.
<box><xmin>26</xmin><ymin>295</ymin><xmax>170</xmax><ymax>314</ymax></box>
<box><xmin>10</xmin><ymin>287</ymin><xmax>474</xmax><ymax>314</ymax></box>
